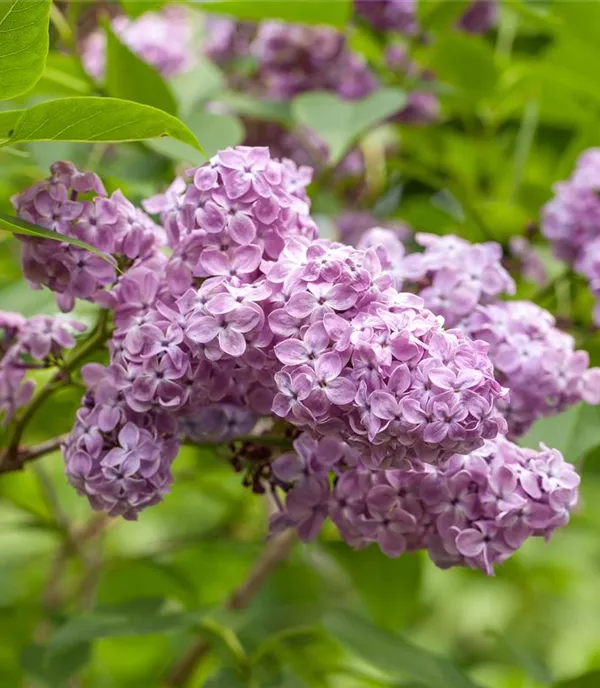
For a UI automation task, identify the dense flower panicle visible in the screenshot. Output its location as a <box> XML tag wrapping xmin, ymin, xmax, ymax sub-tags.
<box><xmin>9</xmin><ymin>148</ymin><xmax>578</xmax><ymax>569</ymax></box>
<box><xmin>203</xmin><ymin>17</ymin><xmax>255</xmax><ymax>64</ymax></box>
<box><xmin>63</xmin><ymin>364</ymin><xmax>180</xmax><ymax>519</ymax></box>
<box><xmin>541</xmin><ymin>149</ymin><xmax>600</xmax><ymax>262</ymax></box>
<box><xmin>273</xmin><ymin>433</ymin><xmax>579</xmax><ymax>574</ymax></box>
<box><xmin>265</xmin><ymin>236</ymin><xmax>508</xmax><ymax>467</ymax></box>
<box><xmin>457</xmin><ymin>0</ymin><xmax>498</xmax><ymax>33</ymax></box>
<box><xmin>542</xmin><ymin>149</ymin><xmax>600</xmax><ymax>323</ymax></box>
<box><xmin>11</xmin><ymin>162</ymin><xmax>163</xmax><ymax>313</ymax></box>
<box><xmin>81</xmin><ymin>6</ymin><xmax>197</xmax><ymax>80</ymax></box>
<box><xmin>463</xmin><ymin>301</ymin><xmax>600</xmax><ymax>437</ymax></box>
<box><xmin>401</xmin><ymin>233</ymin><xmax>515</xmax><ymax>327</ymax></box>
<box><xmin>0</xmin><ymin>314</ymin><xmax>85</xmax><ymax>424</ymax></box>
<box><xmin>355</xmin><ymin>0</ymin><xmax>417</xmax><ymax>34</ymax></box>
<box><xmin>251</xmin><ymin>21</ymin><xmax>377</xmax><ymax>101</ymax></box>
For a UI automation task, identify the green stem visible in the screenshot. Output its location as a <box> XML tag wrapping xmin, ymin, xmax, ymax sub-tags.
<box><xmin>3</xmin><ymin>311</ymin><xmax>111</xmax><ymax>464</ymax></box>
<box><xmin>510</xmin><ymin>99</ymin><xmax>539</xmax><ymax>201</ymax></box>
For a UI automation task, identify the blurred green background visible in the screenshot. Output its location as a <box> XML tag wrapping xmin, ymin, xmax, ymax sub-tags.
<box><xmin>3</xmin><ymin>1</ymin><xmax>600</xmax><ymax>686</ymax></box>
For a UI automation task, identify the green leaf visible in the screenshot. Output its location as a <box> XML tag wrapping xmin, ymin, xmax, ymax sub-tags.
<box><xmin>120</xmin><ymin>0</ymin><xmax>165</xmax><ymax>18</ymax></box>
<box><xmin>194</xmin><ymin>0</ymin><xmax>351</xmax><ymax>28</ymax></box>
<box><xmin>326</xmin><ymin>544</ymin><xmax>422</xmax><ymax>631</ymax></box>
<box><xmin>147</xmin><ymin>110</ymin><xmax>244</xmax><ymax>162</ymax></box>
<box><xmin>0</xmin><ymin>0</ymin><xmax>51</xmax><ymax>100</ymax></box>
<box><xmin>418</xmin><ymin>0</ymin><xmax>470</xmax><ymax>31</ymax></box>
<box><xmin>22</xmin><ymin>642</ymin><xmax>91</xmax><ymax>687</ymax></box>
<box><xmin>554</xmin><ymin>672</ymin><xmax>600</xmax><ymax>688</ymax></box>
<box><xmin>0</xmin><ymin>213</ymin><xmax>117</xmax><ymax>268</ymax></box>
<box><xmin>520</xmin><ymin>404</ymin><xmax>600</xmax><ymax>464</ymax></box>
<box><xmin>171</xmin><ymin>58</ymin><xmax>226</xmax><ymax>116</ymax></box>
<box><xmin>0</xmin><ymin>110</ymin><xmax>20</xmax><ymax>141</ymax></box>
<box><xmin>104</xmin><ymin>21</ymin><xmax>178</xmax><ymax>115</ymax></box>
<box><xmin>292</xmin><ymin>88</ymin><xmax>406</xmax><ymax>166</ymax></box>
<box><xmin>323</xmin><ymin>611</ymin><xmax>480</xmax><ymax>688</ymax></box>
<box><xmin>49</xmin><ymin>608</ymin><xmax>205</xmax><ymax>651</ymax></box>
<box><xmin>1</xmin><ymin>97</ymin><xmax>203</xmax><ymax>150</ymax></box>
<box><xmin>428</xmin><ymin>34</ymin><xmax>498</xmax><ymax>100</ymax></box>
<box><xmin>25</xmin><ymin>52</ymin><xmax>91</xmax><ymax>98</ymax></box>
<box><xmin>218</xmin><ymin>91</ymin><xmax>292</xmax><ymax>125</ymax></box>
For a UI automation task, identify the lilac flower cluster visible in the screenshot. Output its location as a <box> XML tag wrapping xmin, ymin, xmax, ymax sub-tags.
<box><xmin>0</xmin><ymin>313</ymin><xmax>85</xmax><ymax>424</ymax></box>
<box><xmin>355</xmin><ymin>0</ymin><xmax>497</xmax><ymax>35</ymax></box>
<box><xmin>272</xmin><ymin>432</ymin><xmax>579</xmax><ymax>574</ymax></box>
<box><xmin>458</xmin><ymin>0</ymin><xmax>498</xmax><ymax>34</ymax></box>
<box><xmin>266</xmin><ymin>237</ymin><xmax>508</xmax><ymax>466</ymax></box>
<box><xmin>542</xmin><ymin>149</ymin><xmax>600</xmax><ymax>324</ymax></box>
<box><xmin>81</xmin><ymin>5</ymin><xmax>196</xmax><ymax>80</ymax></box>
<box><xmin>401</xmin><ymin>233</ymin><xmax>515</xmax><ymax>327</ymax></box>
<box><xmin>250</xmin><ymin>21</ymin><xmax>377</xmax><ymax>101</ymax></box>
<box><xmin>63</xmin><ymin>364</ymin><xmax>179</xmax><ymax>520</ymax></box>
<box><xmin>355</xmin><ymin>0</ymin><xmax>417</xmax><ymax>34</ymax></box>
<box><xmin>11</xmin><ymin>149</ymin><xmax>582</xmax><ymax>572</ymax></box>
<box><xmin>11</xmin><ymin>162</ymin><xmax>163</xmax><ymax>313</ymax></box>
<box><xmin>464</xmin><ymin>301</ymin><xmax>600</xmax><ymax>437</ymax></box>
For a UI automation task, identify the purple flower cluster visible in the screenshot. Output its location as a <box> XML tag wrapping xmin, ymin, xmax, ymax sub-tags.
<box><xmin>272</xmin><ymin>432</ymin><xmax>579</xmax><ymax>574</ymax></box>
<box><xmin>63</xmin><ymin>364</ymin><xmax>179</xmax><ymax>520</ymax></box>
<box><xmin>250</xmin><ymin>22</ymin><xmax>377</xmax><ymax>101</ymax></box>
<box><xmin>266</xmin><ymin>238</ymin><xmax>507</xmax><ymax>467</ymax></box>
<box><xmin>458</xmin><ymin>0</ymin><xmax>498</xmax><ymax>34</ymax></box>
<box><xmin>11</xmin><ymin>162</ymin><xmax>163</xmax><ymax>313</ymax></box>
<box><xmin>355</xmin><ymin>0</ymin><xmax>497</xmax><ymax>35</ymax></box>
<box><xmin>180</xmin><ymin>404</ymin><xmax>258</xmax><ymax>444</ymax></box>
<box><xmin>81</xmin><ymin>5</ymin><xmax>196</xmax><ymax>80</ymax></box>
<box><xmin>0</xmin><ymin>312</ymin><xmax>85</xmax><ymax>424</ymax></box>
<box><xmin>355</xmin><ymin>0</ymin><xmax>417</xmax><ymax>34</ymax></box>
<box><xmin>542</xmin><ymin>149</ymin><xmax>600</xmax><ymax>324</ymax></box>
<box><xmin>401</xmin><ymin>233</ymin><xmax>515</xmax><ymax>327</ymax></box>
<box><xmin>464</xmin><ymin>300</ymin><xmax>600</xmax><ymax>437</ymax></box>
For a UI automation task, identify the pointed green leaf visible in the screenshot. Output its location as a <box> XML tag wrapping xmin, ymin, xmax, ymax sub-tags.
<box><xmin>0</xmin><ymin>0</ymin><xmax>51</xmax><ymax>100</ymax></box>
<box><xmin>49</xmin><ymin>608</ymin><xmax>206</xmax><ymax>651</ymax></box>
<box><xmin>1</xmin><ymin>97</ymin><xmax>203</xmax><ymax>150</ymax></box>
<box><xmin>104</xmin><ymin>21</ymin><xmax>178</xmax><ymax>114</ymax></box>
<box><xmin>292</xmin><ymin>88</ymin><xmax>406</xmax><ymax>166</ymax></box>
<box><xmin>0</xmin><ymin>212</ymin><xmax>117</xmax><ymax>268</ymax></box>
<box><xmin>324</xmin><ymin>611</ymin><xmax>480</xmax><ymax>688</ymax></box>
<box><xmin>326</xmin><ymin>544</ymin><xmax>422</xmax><ymax>631</ymax></box>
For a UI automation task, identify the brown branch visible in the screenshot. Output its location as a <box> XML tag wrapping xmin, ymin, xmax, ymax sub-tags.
<box><xmin>164</xmin><ymin>529</ymin><xmax>297</xmax><ymax>688</ymax></box>
<box><xmin>0</xmin><ymin>435</ymin><xmax>67</xmax><ymax>474</ymax></box>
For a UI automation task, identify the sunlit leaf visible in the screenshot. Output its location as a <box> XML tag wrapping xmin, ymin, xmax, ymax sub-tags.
<box><xmin>1</xmin><ymin>98</ymin><xmax>203</xmax><ymax>150</ymax></box>
<box><xmin>0</xmin><ymin>0</ymin><xmax>51</xmax><ymax>100</ymax></box>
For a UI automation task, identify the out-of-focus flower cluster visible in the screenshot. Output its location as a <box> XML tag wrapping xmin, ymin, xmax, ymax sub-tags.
<box><xmin>542</xmin><ymin>149</ymin><xmax>600</xmax><ymax>325</ymax></box>
<box><xmin>11</xmin><ymin>162</ymin><xmax>163</xmax><ymax>313</ymax></box>
<box><xmin>272</xmin><ymin>433</ymin><xmax>578</xmax><ymax>574</ymax></box>
<box><xmin>355</xmin><ymin>0</ymin><xmax>497</xmax><ymax>35</ymax></box>
<box><xmin>12</xmin><ymin>148</ymin><xmax>584</xmax><ymax>576</ymax></box>
<box><xmin>0</xmin><ymin>312</ymin><xmax>85</xmax><ymax>424</ymax></box>
<box><xmin>81</xmin><ymin>5</ymin><xmax>197</xmax><ymax>80</ymax></box>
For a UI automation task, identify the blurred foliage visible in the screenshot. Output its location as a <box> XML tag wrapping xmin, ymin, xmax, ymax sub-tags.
<box><xmin>2</xmin><ymin>1</ymin><xmax>600</xmax><ymax>687</ymax></box>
